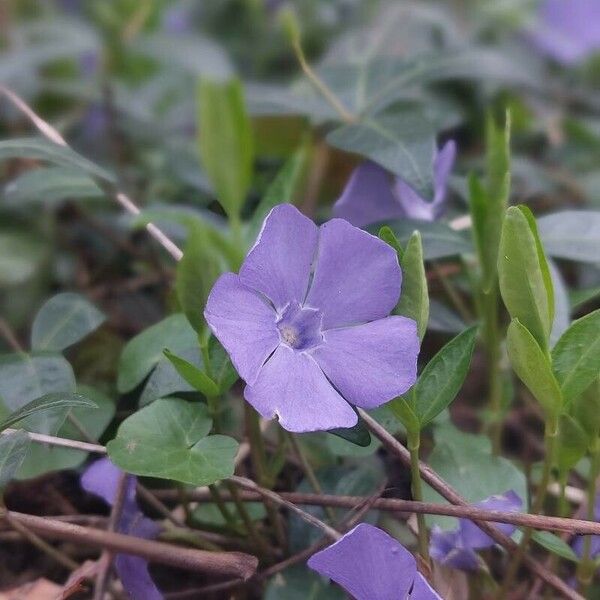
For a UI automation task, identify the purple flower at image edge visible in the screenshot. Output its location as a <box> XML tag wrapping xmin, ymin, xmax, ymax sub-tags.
<box><xmin>430</xmin><ymin>490</ymin><xmax>522</xmax><ymax>571</ymax></box>
<box><xmin>308</xmin><ymin>523</ymin><xmax>442</xmax><ymax>599</ymax></box>
<box><xmin>332</xmin><ymin>140</ymin><xmax>456</xmax><ymax>228</ymax></box>
<box><xmin>204</xmin><ymin>204</ymin><xmax>420</xmax><ymax>433</ymax></box>
<box><xmin>527</xmin><ymin>0</ymin><xmax>600</xmax><ymax>65</ymax></box>
<box><xmin>81</xmin><ymin>458</ymin><xmax>163</xmax><ymax>600</ymax></box>
<box><xmin>572</xmin><ymin>494</ymin><xmax>600</xmax><ymax>560</ymax></box>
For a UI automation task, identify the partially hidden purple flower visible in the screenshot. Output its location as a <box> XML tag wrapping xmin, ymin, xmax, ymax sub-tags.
<box><xmin>527</xmin><ymin>0</ymin><xmax>600</xmax><ymax>65</ymax></box>
<box><xmin>332</xmin><ymin>140</ymin><xmax>456</xmax><ymax>228</ymax></box>
<box><xmin>204</xmin><ymin>204</ymin><xmax>419</xmax><ymax>433</ymax></box>
<box><xmin>81</xmin><ymin>459</ymin><xmax>163</xmax><ymax>600</ymax></box>
<box><xmin>430</xmin><ymin>490</ymin><xmax>522</xmax><ymax>571</ymax></box>
<box><xmin>307</xmin><ymin>523</ymin><xmax>442</xmax><ymax>600</ymax></box>
<box><xmin>572</xmin><ymin>494</ymin><xmax>600</xmax><ymax>560</ymax></box>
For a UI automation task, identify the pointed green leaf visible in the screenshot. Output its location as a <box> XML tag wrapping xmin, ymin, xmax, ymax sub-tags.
<box><xmin>506</xmin><ymin>319</ymin><xmax>562</xmax><ymax>418</ymax></box>
<box><xmin>107</xmin><ymin>398</ymin><xmax>238</xmax><ymax>486</ymax></box>
<box><xmin>531</xmin><ymin>531</ymin><xmax>579</xmax><ymax>563</ymax></box>
<box><xmin>396</xmin><ymin>231</ymin><xmax>429</xmax><ymax>340</ymax></box>
<box><xmin>378</xmin><ymin>226</ymin><xmax>404</xmax><ymax>259</ymax></box>
<box><xmin>570</xmin><ymin>380</ymin><xmax>600</xmax><ymax>445</ymax></box>
<box><xmin>328</xmin><ymin>416</ymin><xmax>371</xmax><ymax>448</ymax></box>
<box><xmin>31</xmin><ymin>293</ymin><xmax>106</xmax><ymax>351</ymax></box>
<box><xmin>163</xmin><ymin>349</ymin><xmax>220</xmax><ymax>397</ymax></box>
<box><xmin>552</xmin><ymin>310</ymin><xmax>600</xmax><ymax>404</ymax></box>
<box><xmin>556</xmin><ymin>414</ymin><xmax>588</xmax><ymax>474</ymax></box>
<box><xmin>413</xmin><ymin>326</ymin><xmax>478</xmax><ymax>428</ymax></box>
<box><xmin>197</xmin><ymin>78</ymin><xmax>253</xmax><ymax>219</ymax></box>
<box><xmin>389</xmin><ymin>394</ymin><xmax>420</xmax><ymax>433</ymax></box>
<box><xmin>498</xmin><ymin>206</ymin><xmax>554</xmax><ymax>350</ymax></box>
<box><xmin>0</xmin><ymin>393</ymin><xmax>96</xmax><ymax>433</ymax></box>
<box><xmin>176</xmin><ymin>222</ymin><xmax>224</xmax><ymax>332</ymax></box>
<box><xmin>0</xmin><ymin>431</ymin><xmax>30</xmax><ymax>490</ymax></box>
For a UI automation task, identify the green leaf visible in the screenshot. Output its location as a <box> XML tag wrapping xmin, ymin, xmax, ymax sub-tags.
<box><xmin>389</xmin><ymin>394</ymin><xmax>420</xmax><ymax>433</ymax></box>
<box><xmin>247</xmin><ymin>145</ymin><xmax>308</xmax><ymax>245</ymax></box>
<box><xmin>0</xmin><ymin>229</ymin><xmax>48</xmax><ymax>286</ymax></box>
<box><xmin>31</xmin><ymin>293</ymin><xmax>106</xmax><ymax>351</ymax></box>
<box><xmin>3</xmin><ymin>166</ymin><xmax>102</xmax><ymax>207</ymax></box>
<box><xmin>506</xmin><ymin>319</ymin><xmax>563</xmax><ymax>419</ymax></box>
<box><xmin>531</xmin><ymin>531</ymin><xmax>579</xmax><ymax>563</ymax></box>
<box><xmin>0</xmin><ymin>393</ymin><xmax>96</xmax><ymax>432</ymax></box>
<box><xmin>176</xmin><ymin>221</ymin><xmax>224</xmax><ymax>332</ymax></box>
<box><xmin>209</xmin><ymin>336</ymin><xmax>238</xmax><ymax>394</ymax></box>
<box><xmin>0</xmin><ymin>431</ymin><xmax>30</xmax><ymax>490</ymax></box>
<box><xmin>378</xmin><ymin>226</ymin><xmax>404</xmax><ymax>259</ymax></box>
<box><xmin>552</xmin><ymin>310</ymin><xmax>600</xmax><ymax>404</ymax></box>
<box><xmin>538</xmin><ymin>211</ymin><xmax>600</xmax><ymax>263</ymax></box>
<box><xmin>498</xmin><ymin>206</ymin><xmax>554</xmax><ymax>350</ymax></box>
<box><xmin>570</xmin><ymin>380</ymin><xmax>600</xmax><ymax>445</ymax></box>
<box><xmin>327</xmin><ymin>417</ymin><xmax>371</xmax><ymax>448</ymax></box>
<box><xmin>197</xmin><ymin>79</ymin><xmax>254</xmax><ymax>220</ymax></box>
<box><xmin>423</xmin><ymin>424</ymin><xmax>527</xmax><ymax>530</ymax></box>
<box><xmin>396</xmin><ymin>231</ymin><xmax>429</xmax><ymax>340</ymax></box>
<box><xmin>107</xmin><ymin>398</ymin><xmax>238</xmax><ymax>486</ymax></box>
<box><xmin>163</xmin><ymin>349</ymin><xmax>219</xmax><ymax>397</ymax></box>
<box><xmin>327</xmin><ymin>108</ymin><xmax>436</xmax><ymax>199</ymax></box>
<box><xmin>556</xmin><ymin>414</ymin><xmax>588</xmax><ymax>474</ymax></box>
<box><xmin>0</xmin><ymin>138</ymin><xmax>114</xmax><ymax>182</ymax></box>
<box><xmin>117</xmin><ymin>314</ymin><xmax>197</xmax><ymax>393</ymax></box>
<box><xmin>19</xmin><ymin>385</ymin><xmax>114</xmax><ymax>480</ymax></box>
<box><xmin>413</xmin><ymin>326</ymin><xmax>478</xmax><ymax>428</ymax></box>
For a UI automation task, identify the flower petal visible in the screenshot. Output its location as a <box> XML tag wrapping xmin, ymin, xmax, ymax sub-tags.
<box><xmin>313</xmin><ymin>316</ymin><xmax>419</xmax><ymax>408</ymax></box>
<box><xmin>307</xmin><ymin>523</ymin><xmax>416</xmax><ymax>600</ymax></box>
<box><xmin>429</xmin><ymin>527</ymin><xmax>481</xmax><ymax>571</ymax></box>
<box><xmin>239</xmin><ymin>204</ymin><xmax>318</xmax><ymax>310</ymax></box>
<box><xmin>243</xmin><ymin>345</ymin><xmax>357</xmax><ymax>432</ymax></box>
<box><xmin>306</xmin><ymin>218</ymin><xmax>401</xmax><ymax>329</ymax></box>
<box><xmin>459</xmin><ymin>490</ymin><xmax>522</xmax><ymax>549</ymax></box>
<box><xmin>81</xmin><ymin>459</ymin><xmax>163</xmax><ymax>600</ymax></box>
<box><xmin>410</xmin><ymin>573</ymin><xmax>443</xmax><ymax>599</ymax></box>
<box><xmin>332</xmin><ymin>162</ymin><xmax>402</xmax><ymax>227</ymax></box>
<box><xmin>433</xmin><ymin>140</ymin><xmax>456</xmax><ymax>200</ymax></box>
<box><xmin>204</xmin><ymin>273</ymin><xmax>279</xmax><ymax>385</ymax></box>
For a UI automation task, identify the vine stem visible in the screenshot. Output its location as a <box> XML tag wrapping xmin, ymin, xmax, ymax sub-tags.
<box><xmin>407</xmin><ymin>429</ymin><xmax>430</xmax><ymax>566</ymax></box>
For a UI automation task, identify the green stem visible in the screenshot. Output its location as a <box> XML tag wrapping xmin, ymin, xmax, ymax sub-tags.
<box><xmin>432</xmin><ymin>261</ymin><xmax>473</xmax><ymax>324</ymax></box>
<box><xmin>208</xmin><ymin>484</ymin><xmax>241</xmax><ymax>534</ymax></box>
<box><xmin>407</xmin><ymin>429</ymin><xmax>430</xmax><ymax>566</ymax></box>
<box><xmin>481</xmin><ymin>286</ymin><xmax>503</xmax><ymax>455</ymax></box>
<box><xmin>577</xmin><ymin>443</ymin><xmax>600</xmax><ymax>595</ymax></box>
<box><xmin>496</xmin><ymin>418</ymin><xmax>558</xmax><ymax>599</ymax></box>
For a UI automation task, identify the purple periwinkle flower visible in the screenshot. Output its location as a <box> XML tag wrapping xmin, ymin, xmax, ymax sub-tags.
<box><xmin>81</xmin><ymin>459</ymin><xmax>163</xmax><ymax>600</ymax></box>
<box><xmin>430</xmin><ymin>490</ymin><xmax>522</xmax><ymax>571</ymax></box>
<box><xmin>528</xmin><ymin>0</ymin><xmax>600</xmax><ymax>65</ymax></box>
<box><xmin>307</xmin><ymin>523</ymin><xmax>442</xmax><ymax>599</ymax></box>
<box><xmin>572</xmin><ymin>494</ymin><xmax>600</xmax><ymax>560</ymax></box>
<box><xmin>204</xmin><ymin>204</ymin><xmax>419</xmax><ymax>433</ymax></box>
<box><xmin>332</xmin><ymin>141</ymin><xmax>456</xmax><ymax>228</ymax></box>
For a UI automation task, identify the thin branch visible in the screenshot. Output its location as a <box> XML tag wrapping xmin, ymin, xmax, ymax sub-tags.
<box><xmin>2</xmin><ymin>510</ymin><xmax>258</xmax><ymax>580</ymax></box>
<box><xmin>229</xmin><ymin>476</ymin><xmax>340</xmax><ymax>541</ymax></box>
<box><xmin>0</xmin><ymin>86</ymin><xmax>183</xmax><ymax>262</ymax></box>
<box><xmin>2</xmin><ymin>429</ymin><xmax>107</xmax><ymax>454</ymax></box>
<box><xmin>359</xmin><ymin>410</ymin><xmax>585</xmax><ymax>600</ymax></box>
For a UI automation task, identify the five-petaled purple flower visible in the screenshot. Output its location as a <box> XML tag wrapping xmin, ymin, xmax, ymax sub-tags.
<box><xmin>82</xmin><ymin>459</ymin><xmax>163</xmax><ymax>600</ymax></box>
<box><xmin>308</xmin><ymin>523</ymin><xmax>442</xmax><ymax>599</ymax></box>
<box><xmin>430</xmin><ymin>490</ymin><xmax>522</xmax><ymax>571</ymax></box>
<box><xmin>527</xmin><ymin>0</ymin><xmax>600</xmax><ymax>65</ymax></box>
<box><xmin>332</xmin><ymin>141</ymin><xmax>456</xmax><ymax>227</ymax></box>
<box><xmin>204</xmin><ymin>204</ymin><xmax>419</xmax><ymax>433</ymax></box>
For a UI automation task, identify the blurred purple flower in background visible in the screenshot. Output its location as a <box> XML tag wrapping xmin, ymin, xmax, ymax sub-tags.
<box><xmin>430</xmin><ymin>490</ymin><xmax>522</xmax><ymax>571</ymax></box>
<box><xmin>205</xmin><ymin>204</ymin><xmax>419</xmax><ymax>433</ymax></box>
<box><xmin>528</xmin><ymin>0</ymin><xmax>600</xmax><ymax>65</ymax></box>
<box><xmin>162</xmin><ymin>5</ymin><xmax>192</xmax><ymax>34</ymax></box>
<box><xmin>81</xmin><ymin>459</ymin><xmax>163</xmax><ymax>600</ymax></box>
<box><xmin>572</xmin><ymin>494</ymin><xmax>600</xmax><ymax>560</ymax></box>
<box><xmin>308</xmin><ymin>523</ymin><xmax>441</xmax><ymax>599</ymax></box>
<box><xmin>333</xmin><ymin>140</ymin><xmax>456</xmax><ymax>227</ymax></box>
